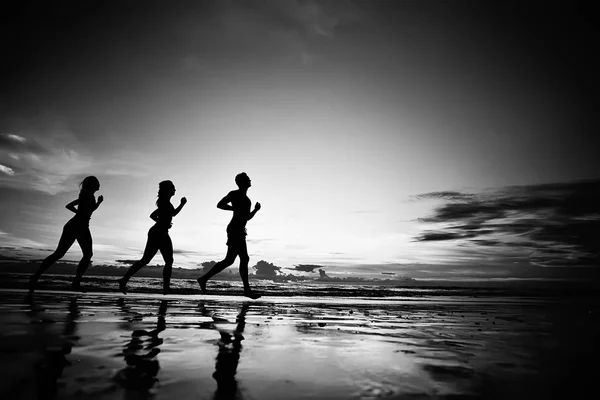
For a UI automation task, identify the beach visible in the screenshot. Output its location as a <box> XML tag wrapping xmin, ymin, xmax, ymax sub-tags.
<box><xmin>0</xmin><ymin>285</ymin><xmax>598</xmax><ymax>399</ymax></box>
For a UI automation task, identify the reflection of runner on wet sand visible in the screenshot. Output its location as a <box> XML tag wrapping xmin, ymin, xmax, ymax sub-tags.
<box><xmin>212</xmin><ymin>303</ymin><xmax>250</xmax><ymax>400</ymax></box>
<box><xmin>197</xmin><ymin>173</ymin><xmax>261</xmax><ymax>299</ymax></box>
<box><xmin>28</xmin><ymin>296</ymin><xmax>81</xmax><ymax>400</ymax></box>
<box><xmin>114</xmin><ymin>300</ymin><xmax>168</xmax><ymax>397</ymax></box>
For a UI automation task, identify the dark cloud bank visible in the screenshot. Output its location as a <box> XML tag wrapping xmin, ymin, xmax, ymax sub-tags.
<box><xmin>415</xmin><ymin>179</ymin><xmax>600</xmax><ymax>268</ymax></box>
<box><xmin>0</xmin><ymin>259</ymin><xmax>415</xmax><ymax>285</ymax></box>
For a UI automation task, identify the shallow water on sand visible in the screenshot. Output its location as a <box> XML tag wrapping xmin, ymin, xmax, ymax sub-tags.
<box><xmin>0</xmin><ymin>290</ymin><xmax>598</xmax><ymax>399</ymax></box>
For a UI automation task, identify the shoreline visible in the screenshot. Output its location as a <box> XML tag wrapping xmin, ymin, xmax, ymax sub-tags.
<box><xmin>1</xmin><ymin>272</ymin><xmax>596</xmax><ymax>300</ymax></box>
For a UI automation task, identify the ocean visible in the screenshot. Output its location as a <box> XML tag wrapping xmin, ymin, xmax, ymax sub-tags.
<box><xmin>0</xmin><ymin>272</ymin><xmax>591</xmax><ymax>301</ymax></box>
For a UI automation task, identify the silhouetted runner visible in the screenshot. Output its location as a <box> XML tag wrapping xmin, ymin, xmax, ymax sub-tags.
<box><xmin>197</xmin><ymin>172</ymin><xmax>261</xmax><ymax>299</ymax></box>
<box><xmin>28</xmin><ymin>176</ymin><xmax>104</xmax><ymax>293</ymax></box>
<box><xmin>119</xmin><ymin>180</ymin><xmax>186</xmax><ymax>295</ymax></box>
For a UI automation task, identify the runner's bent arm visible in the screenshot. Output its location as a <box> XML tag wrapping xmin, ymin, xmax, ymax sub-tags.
<box><xmin>65</xmin><ymin>199</ymin><xmax>79</xmax><ymax>213</ymax></box>
<box><xmin>247</xmin><ymin>202</ymin><xmax>261</xmax><ymax>221</ymax></box>
<box><xmin>217</xmin><ymin>192</ymin><xmax>234</xmax><ymax>211</ymax></box>
<box><xmin>173</xmin><ymin>197</ymin><xmax>187</xmax><ymax>216</ymax></box>
<box><xmin>93</xmin><ymin>195</ymin><xmax>104</xmax><ymax>211</ymax></box>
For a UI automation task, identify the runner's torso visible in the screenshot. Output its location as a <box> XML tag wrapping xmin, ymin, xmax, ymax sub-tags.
<box><xmin>73</xmin><ymin>195</ymin><xmax>96</xmax><ymax>224</ymax></box>
<box><xmin>228</xmin><ymin>190</ymin><xmax>251</xmax><ymax>230</ymax></box>
<box><xmin>154</xmin><ymin>202</ymin><xmax>175</xmax><ymax>229</ymax></box>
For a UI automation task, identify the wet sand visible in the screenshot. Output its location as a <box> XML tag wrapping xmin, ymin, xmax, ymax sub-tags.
<box><xmin>0</xmin><ymin>289</ymin><xmax>597</xmax><ymax>399</ymax></box>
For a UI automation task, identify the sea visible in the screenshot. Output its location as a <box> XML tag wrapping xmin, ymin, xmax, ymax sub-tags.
<box><xmin>0</xmin><ymin>272</ymin><xmax>593</xmax><ymax>302</ymax></box>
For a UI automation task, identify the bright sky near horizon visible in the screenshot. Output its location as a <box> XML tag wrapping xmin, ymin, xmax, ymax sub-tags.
<box><xmin>1</xmin><ymin>1</ymin><xmax>598</xmax><ymax>283</ymax></box>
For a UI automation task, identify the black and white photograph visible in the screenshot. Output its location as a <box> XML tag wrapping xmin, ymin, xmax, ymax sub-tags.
<box><xmin>1</xmin><ymin>1</ymin><xmax>598</xmax><ymax>399</ymax></box>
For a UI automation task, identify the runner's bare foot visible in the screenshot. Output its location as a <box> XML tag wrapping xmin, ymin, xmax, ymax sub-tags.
<box><xmin>243</xmin><ymin>290</ymin><xmax>261</xmax><ymax>300</ymax></box>
<box><xmin>118</xmin><ymin>278</ymin><xmax>127</xmax><ymax>294</ymax></box>
<box><xmin>197</xmin><ymin>277</ymin><xmax>207</xmax><ymax>294</ymax></box>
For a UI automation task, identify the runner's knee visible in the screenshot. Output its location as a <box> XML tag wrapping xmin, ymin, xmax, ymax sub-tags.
<box><xmin>51</xmin><ymin>250</ymin><xmax>67</xmax><ymax>260</ymax></box>
<box><xmin>139</xmin><ymin>256</ymin><xmax>152</xmax><ymax>265</ymax></box>
<box><xmin>222</xmin><ymin>256</ymin><xmax>236</xmax><ymax>266</ymax></box>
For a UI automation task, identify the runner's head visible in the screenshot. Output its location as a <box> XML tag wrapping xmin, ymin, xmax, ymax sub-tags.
<box><xmin>235</xmin><ymin>172</ymin><xmax>251</xmax><ymax>189</ymax></box>
<box><xmin>157</xmin><ymin>180</ymin><xmax>176</xmax><ymax>206</ymax></box>
<box><xmin>79</xmin><ymin>176</ymin><xmax>100</xmax><ymax>199</ymax></box>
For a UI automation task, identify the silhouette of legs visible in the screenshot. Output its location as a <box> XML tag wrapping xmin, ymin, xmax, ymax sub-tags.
<box><xmin>29</xmin><ymin>220</ymin><xmax>78</xmax><ymax>292</ymax></box>
<box><xmin>238</xmin><ymin>246</ymin><xmax>250</xmax><ymax>291</ymax></box>
<box><xmin>159</xmin><ymin>235</ymin><xmax>173</xmax><ymax>295</ymax></box>
<box><xmin>72</xmin><ymin>227</ymin><xmax>93</xmax><ymax>292</ymax></box>
<box><xmin>119</xmin><ymin>229</ymin><xmax>163</xmax><ymax>294</ymax></box>
<box><xmin>119</xmin><ymin>227</ymin><xmax>174</xmax><ymax>294</ymax></box>
<box><xmin>197</xmin><ymin>247</ymin><xmax>237</xmax><ymax>293</ymax></box>
<box><xmin>198</xmin><ymin>242</ymin><xmax>260</xmax><ymax>299</ymax></box>
<box><xmin>235</xmin><ymin>242</ymin><xmax>260</xmax><ymax>299</ymax></box>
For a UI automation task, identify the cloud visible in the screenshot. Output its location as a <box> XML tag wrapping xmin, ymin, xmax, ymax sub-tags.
<box><xmin>415</xmin><ymin>191</ymin><xmax>476</xmax><ymax>202</ymax></box>
<box><xmin>115</xmin><ymin>259</ymin><xmax>138</xmax><ymax>265</ymax></box>
<box><xmin>294</xmin><ymin>264</ymin><xmax>324</xmax><ymax>273</ymax></box>
<box><xmin>196</xmin><ymin>260</ymin><xmax>235</xmax><ymax>278</ymax></box>
<box><xmin>284</xmin><ymin>244</ymin><xmax>308</xmax><ymax>250</ymax></box>
<box><xmin>0</xmin><ymin>118</ymin><xmax>94</xmax><ymax>194</ymax></box>
<box><xmin>0</xmin><ymin>164</ymin><xmax>15</xmax><ymax>176</ymax></box>
<box><xmin>0</xmin><ymin>234</ymin><xmax>48</xmax><ymax>249</ymax></box>
<box><xmin>208</xmin><ymin>0</ymin><xmax>360</xmax><ymax>64</ymax></box>
<box><xmin>253</xmin><ymin>260</ymin><xmax>282</xmax><ymax>277</ymax></box>
<box><xmin>172</xmin><ymin>248</ymin><xmax>206</xmax><ymax>257</ymax></box>
<box><xmin>230</xmin><ymin>0</ymin><xmax>347</xmax><ymax>38</ymax></box>
<box><xmin>0</xmin><ymin>231</ymin><xmax>51</xmax><ymax>261</ymax></box>
<box><xmin>267</xmin><ymin>0</ymin><xmax>348</xmax><ymax>39</ymax></box>
<box><xmin>0</xmin><ymin>133</ymin><xmax>48</xmax><ymax>155</ymax></box>
<box><xmin>2</xmin><ymin>134</ymin><xmax>26</xmax><ymax>143</ymax></box>
<box><xmin>311</xmin><ymin>268</ymin><xmax>410</xmax><ymax>283</ymax></box>
<box><xmin>415</xmin><ymin>180</ymin><xmax>600</xmax><ymax>267</ymax></box>
<box><xmin>0</xmin><ymin>116</ymin><xmax>155</xmax><ymax>193</ymax></box>
<box><xmin>92</xmin><ymin>150</ymin><xmax>153</xmax><ymax>179</ymax></box>
<box><xmin>247</xmin><ymin>237</ymin><xmax>275</xmax><ymax>244</ymax></box>
<box><xmin>0</xmin><ymin>254</ymin><xmax>24</xmax><ymax>262</ymax></box>
<box><xmin>199</xmin><ymin>260</ymin><xmax>217</xmax><ymax>270</ymax></box>
<box><xmin>418</xmin><ymin>232</ymin><xmax>477</xmax><ymax>241</ymax></box>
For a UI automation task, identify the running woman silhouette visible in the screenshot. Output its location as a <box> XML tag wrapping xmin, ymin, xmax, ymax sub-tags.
<box><xmin>197</xmin><ymin>172</ymin><xmax>261</xmax><ymax>299</ymax></box>
<box><xmin>119</xmin><ymin>180</ymin><xmax>186</xmax><ymax>295</ymax></box>
<box><xmin>29</xmin><ymin>176</ymin><xmax>104</xmax><ymax>292</ymax></box>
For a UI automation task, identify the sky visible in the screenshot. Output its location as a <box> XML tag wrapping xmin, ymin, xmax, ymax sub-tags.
<box><xmin>1</xmin><ymin>0</ymin><xmax>598</xmax><ymax>284</ymax></box>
